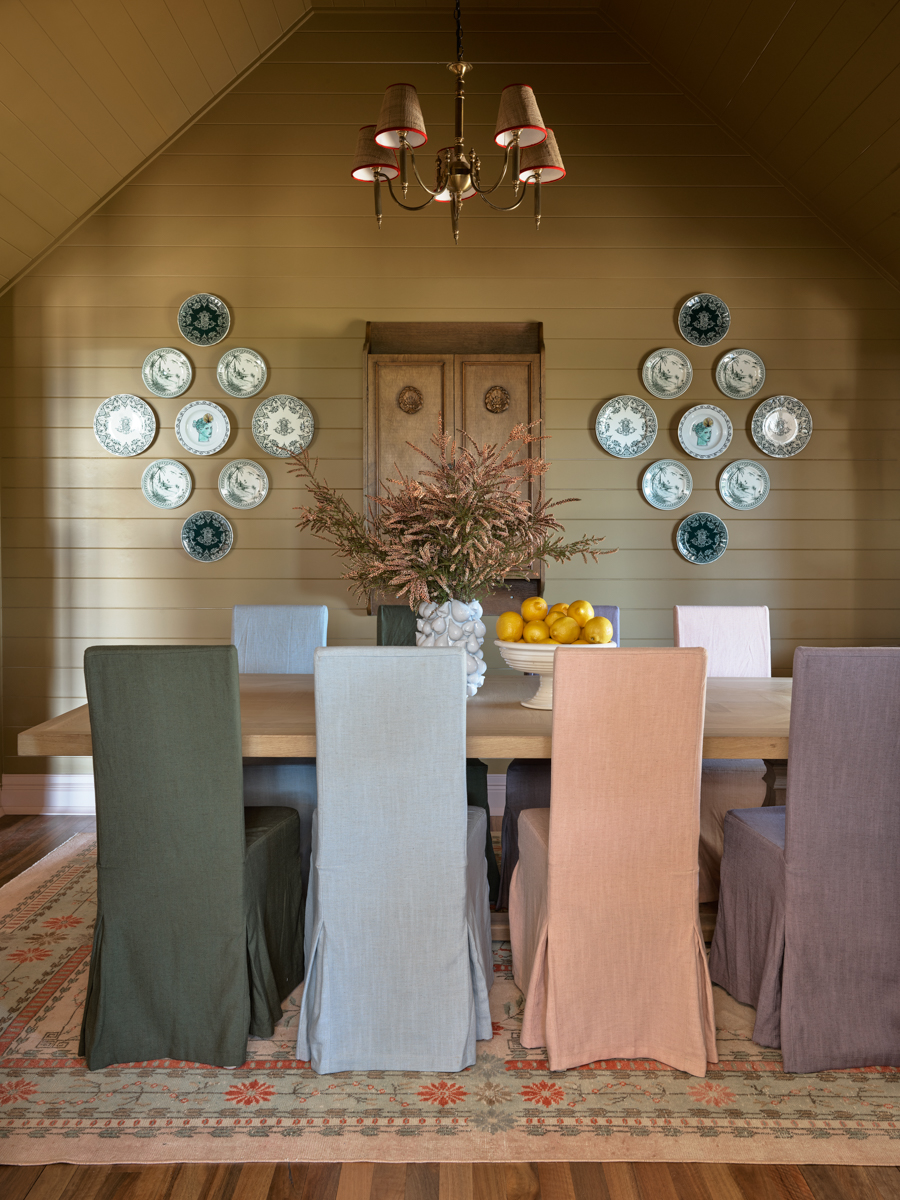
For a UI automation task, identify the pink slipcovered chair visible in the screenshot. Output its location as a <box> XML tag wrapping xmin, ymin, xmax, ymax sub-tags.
<box><xmin>673</xmin><ymin>606</ymin><xmax>769</xmax><ymax>902</ymax></box>
<box><xmin>509</xmin><ymin>647</ymin><xmax>718</xmax><ymax>1076</ymax></box>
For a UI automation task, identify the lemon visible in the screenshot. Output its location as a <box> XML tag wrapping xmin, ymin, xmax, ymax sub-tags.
<box><xmin>567</xmin><ymin>600</ymin><xmax>594</xmax><ymax>628</ymax></box>
<box><xmin>583</xmin><ymin>616</ymin><xmax>613</xmax><ymax>644</ymax></box>
<box><xmin>549</xmin><ymin>615</ymin><xmax>580</xmax><ymax>644</ymax></box>
<box><xmin>496</xmin><ymin>611</ymin><xmax>525</xmax><ymax>642</ymax></box>
<box><xmin>545</xmin><ymin>610</ymin><xmax>566</xmax><ymax>630</ymax></box>
<box><xmin>523</xmin><ymin>619</ymin><xmax>551</xmax><ymax>643</ymax></box>
<box><xmin>521</xmin><ymin>596</ymin><xmax>549</xmax><ymax>623</ymax></box>
<box><xmin>548</xmin><ymin>602</ymin><xmax>569</xmax><ymax>616</ymax></box>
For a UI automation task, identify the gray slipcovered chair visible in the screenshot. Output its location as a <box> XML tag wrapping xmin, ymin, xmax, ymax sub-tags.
<box><xmin>79</xmin><ymin>646</ymin><xmax>304</xmax><ymax>1071</ymax></box>
<box><xmin>497</xmin><ymin>604</ymin><xmax>620</xmax><ymax>910</ymax></box>
<box><xmin>297</xmin><ymin>646</ymin><xmax>492</xmax><ymax>1073</ymax></box>
<box><xmin>709</xmin><ymin>646</ymin><xmax>900</xmax><ymax>1073</ymax></box>
<box><xmin>236</xmin><ymin>604</ymin><xmax>327</xmax><ymax>897</ymax></box>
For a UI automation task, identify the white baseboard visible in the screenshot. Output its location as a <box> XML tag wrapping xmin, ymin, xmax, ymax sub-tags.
<box><xmin>487</xmin><ymin>773</ymin><xmax>506</xmax><ymax>817</ymax></box>
<box><xmin>1</xmin><ymin>774</ymin><xmax>96</xmax><ymax>816</ymax></box>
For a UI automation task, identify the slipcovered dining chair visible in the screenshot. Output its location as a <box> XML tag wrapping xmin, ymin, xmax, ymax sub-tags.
<box><xmin>377</xmin><ymin>603</ymin><xmax>499</xmax><ymax>902</ymax></box>
<box><xmin>673</xmin><ymin>605</ymin><xmax>769</xmax><ymax>903</ymax></box>
<box><xmin>297</xmin><ymin>646</ymin><xmax>492</xmax><ymax>1073</ymax></box>
<box><xmin>236</xmin><ymin>604</ymin><xmax>327</xmax><ymax>897</ymax></box>
<box><xmin>79</xmin><ymin>646</ymin><xmax>304</xmax><ymax>1071</ymax></box>
<box><xmin>710</xmin><ymin>647</ymin><xmax>900</xmax><ymax>1073</ymax></box>
<box><xmin>497</xmin><ymin>604</ymin><xmax>620</xmax><ymax>910</ymax></box>
<box><xmin>510</xmin><ymin>646</ymin><xmax>716</xmax><ymax>1075</ymax></box>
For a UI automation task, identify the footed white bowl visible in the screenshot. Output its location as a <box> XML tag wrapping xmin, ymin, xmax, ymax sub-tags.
<box><xmin>494</xmin><ymin>638</ymin><xmax>618</xmax><ymax>709</ymax></box>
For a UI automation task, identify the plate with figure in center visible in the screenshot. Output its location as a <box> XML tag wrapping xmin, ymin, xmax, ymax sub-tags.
<box><xmin>718</xmin><ymin>460</ymin><xmax>770</xmax><ymax>510</ymax></box>
<box><xmin>642</xmin><ymin>459</ymin><xmax>693</xmax><ymax>510</ymax></box>
<box><xmin>175</xmin><ymin>400</ymin><xmax>231</xmax><ymax>456</ymax></box>
<box><xmin>642</xmin><ymin>348</ymin><xmax>693</xmax><ymax>400</ymax></box>
<box><xmin>678</xmin><ymin>294</ymin><xmax>731</xmax><ymax>347</ymax></box>
<box><xmin>141</xmin><ymin>459</ymin><xmax>192</xmax><ymax>509</ymax></box>
<box><xmin>716</xmin><ymin>348</ymin><xmax>765</xmax><ymax>400</ymax></box>
<box><xmin>181</xmin><ymin>510</ymin><xmax>233</xmax><ymax>562</ymax></box>
<box><xmin>93</xmin><ymin>394</ymin><xmax>156</xmax><ymax>457</ymax></box>
<box><xmin>217</xmin><ymin>347</ymin><xmax>267</xmax><ymax>399</ymax></box>
<box><xmin>142</xmin><ymin>347</ymin><xmax>192</xmax><ymax>399</ymax></box>
<box><xmin>595</xmin><ymin>395</ymin><xmax>657</xmax><ymax>458</ymax></box>
<box><xmin>177</xmin><ymin>294</ymin><xmax>230</xmax><ymax>347</ymax></box>
<box><xmin>678</xmin><ymin>403</ymin><xmax>733</xmax><ymax>459</ymax></box>
<box><xmin>676</xmin><ymin>512</ymin><xmax>728</xmax><ymax>565</ymax></box>
<box><xmin>751</xmin><ymin>395</ymin><xmax>812</xmax><ymax>457</ymax></box>
<box><xmin>252</xmin><ymin>395</ymin><xmax>315</xmax><ymax>457</ymax></box>
<box><xmin>218</xmin><ymin>459</ymin><xmax>269</xmax><ymax>509</ymax></box>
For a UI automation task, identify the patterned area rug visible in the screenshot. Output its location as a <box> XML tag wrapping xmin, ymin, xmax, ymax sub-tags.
<box><xmin>1</xmin><ymin>835</ymin><xmax>899</xmax><ymax>1166</ymax></box>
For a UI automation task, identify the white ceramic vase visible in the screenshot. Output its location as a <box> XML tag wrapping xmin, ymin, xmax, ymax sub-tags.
<box><xmin>416</xmin><ymin>598</ymin><xmax>487</xmax><ymax>697</ymax></box>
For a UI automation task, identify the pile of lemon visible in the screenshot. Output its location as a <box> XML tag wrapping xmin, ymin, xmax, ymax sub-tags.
<box><xmin>497</xmin><ymin>598</ymin><xmax>614</xmax><ymax>645</ymax></box>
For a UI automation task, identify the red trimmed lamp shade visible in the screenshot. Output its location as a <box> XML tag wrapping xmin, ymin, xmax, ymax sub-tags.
<box><xmin>350</xmin><ymin>125</ymin><xmax>399</xmax><ymax>181</ymax></box>
<box><xmin>518</xmin><ymin>128</ymin><xmax>566</xmax><ymax>183</ymax></box>
<box><xmin>374</xmin><ymin>84</ymin><xmax>428</xmax><ymax>148</ymax></box>
<box><xmin>493</xmin><ymin>84</ymin><xmax>546</xmax><ymax>148</ymax></box>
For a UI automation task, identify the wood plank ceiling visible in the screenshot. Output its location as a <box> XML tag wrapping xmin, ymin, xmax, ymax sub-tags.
<box><xmin>0</xmin><ymin>0</ymin><xmax>314</xmax><ymax>296</ymax></box>
<box><xmin>596</xmin><ymin>0</ymin><xmax>900</xmax><ymax>290</ymax></box>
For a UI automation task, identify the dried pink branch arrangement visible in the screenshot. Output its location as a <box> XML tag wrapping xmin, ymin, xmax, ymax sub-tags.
<box><xmin>288</xmin><ymin>422</ymin><xmax>616</xmax><ymax>609</ymax></box>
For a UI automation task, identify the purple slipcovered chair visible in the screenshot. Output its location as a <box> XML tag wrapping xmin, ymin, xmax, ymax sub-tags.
<box><xmin>709</xmin><ymin>646</ymin><xmax>900</xmax><ymax>1073</ymax></box>
<box><xmin>497</xmin><ymin>604</ymin><xmax>619</xmax><ymax>911</ymax></box>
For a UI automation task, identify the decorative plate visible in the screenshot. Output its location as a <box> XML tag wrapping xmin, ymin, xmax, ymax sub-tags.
<box><xmin>595</xmin><ymin>395</ymin><xmax>657</xmax><ymax>458</ymax></box>
<box><xmin>216</xmin><ymin>347</ymin><xmax>267</xmax><ymax>399</ymax></box>
<box><xmin>218</xmin><ymin>459</ymin><xmax>269</xmax><ymax>509</ymax></box>
<box><xmin>93</xmin><ymin>395</ymin><xmax>156</xmax><ymax>457</ymax></box>
<box><xmin>177</xmin><ymin>294</ymin><xmax>230</xmax><ymax>347</ymax></box>
<box><xmin>676</xmin><ymin>512</ymin><xmax>728</xmax><ymax>565</ymax></box>
<box><xmin>716</xmin><ymin>348</ymin><xmax>766</xmax><ymax>400</ymax></box>
<box><xmin>678</xmin><ymin>294</ymin><xmax>731</xmax><ymax>347</ymax></box>
<box><xmin>141</xmin><ymin>347</ymin><xmax>192</xmax><ymax>399</ymax></box>
<box><xmin>641</xmin><ymin>459</ymin><xmax>693</xmax><ymax>510</ymax></box>
<box><xmin>181</xmin><ymin>510</ymin><xmax>233</xmax><ymax>562</ymax></box>
<box><xmin>174</xmin><ymin>400</ymin><xmax>231</xmax><ymax>457</ymax></box>
<box><xmin>141</xmin><ymin>459</ymin><xmax>192</xmax><ymax>509</ymax></box>
<box><xmin>642</xmin><ymin>348</ymin><xmax>693</xmax><ymax>400</ymax></box>
<box><xmin>678</xmin><ymin>403</ymin><xmax>733</xmax><ymax>459</ymax></box>
<box><xmin>252</xmin><ymin>395</ymin><xmax>315</xmax><ymax>457</ymax></box>
<box><xmin>751</xmin><ymin>395</ymin><xmax>812</xmax><ymax>457</ymax></box>
<box><xmin>718</xmin><ymin>459</ymin><xmax>770</xmax><ymax>510</ymax></box>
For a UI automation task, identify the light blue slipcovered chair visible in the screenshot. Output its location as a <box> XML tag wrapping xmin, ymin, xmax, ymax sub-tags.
<box><xmin>236</xmin><ymin>605</ymin><xmax>328</xmax><ymax>897</ymax></box>
<box><xmin>297</xmin><ymin>646</ymin><xmax>493</xmax><ymax>1073</ymax></box>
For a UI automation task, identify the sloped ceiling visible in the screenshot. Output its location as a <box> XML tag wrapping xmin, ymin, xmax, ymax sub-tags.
<box><xmin>597</xmin><ymin>0</ymin><xmax>900</xmax><ymax>290</ymax></box>
<box><xmin>0</xmin><ymin>0</ymin><xmax>313</xmax><ymax>295</ymax></box>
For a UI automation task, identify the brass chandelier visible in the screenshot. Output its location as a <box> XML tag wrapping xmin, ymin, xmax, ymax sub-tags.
<box><xmin>350</xmin><ymin>1</ymin><xmax>565</xmax><ymax>242</ymax></box>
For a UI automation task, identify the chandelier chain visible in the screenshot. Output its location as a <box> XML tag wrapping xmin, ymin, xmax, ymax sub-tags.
<box><xmin>454</xmin><ymin>0</ymin><xmax>464</xmax><ymax>62</ymax></box>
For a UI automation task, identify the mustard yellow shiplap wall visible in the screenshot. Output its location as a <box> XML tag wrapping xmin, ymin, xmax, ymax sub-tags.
<box><xmin>1</xmin><ymin>6</ymin><xmax>898</xmax><ymax>777</ymax></box>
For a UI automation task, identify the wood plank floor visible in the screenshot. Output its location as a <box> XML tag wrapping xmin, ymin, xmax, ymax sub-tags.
<box><xmin>1</xmin><ymin>815</ymin><xmax>899</xmax><ymax>1200</ymax></box>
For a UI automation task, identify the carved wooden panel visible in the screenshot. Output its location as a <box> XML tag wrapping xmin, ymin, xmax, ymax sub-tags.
<box><xmin>457</xmin><ymin>355</ymin><xmax>541</xmax><ymax>508</ymax></box>
<box><xmin>365</xmin><ymin>356</ymin><xmax>453</xmax><ymax>506</ymax></box>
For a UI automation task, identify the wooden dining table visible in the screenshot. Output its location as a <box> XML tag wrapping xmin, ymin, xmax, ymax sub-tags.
<box><xmin>18</xmin><ymin>672</ymin><xmax>792</xmax><ymax>760</ymax></box>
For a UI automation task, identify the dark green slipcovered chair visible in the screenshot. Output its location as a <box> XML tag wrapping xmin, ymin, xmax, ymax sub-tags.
<box><xmin>79</xmin><ymin>645</ymin><xmax>304</xmax><ymax>1071</ymax></box>
<box><xmin>376</xmin><ymin>605</ymin><xmax>499</xmax><ymax>902</ymax></box>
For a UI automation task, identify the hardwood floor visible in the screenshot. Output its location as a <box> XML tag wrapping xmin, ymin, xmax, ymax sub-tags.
<box><xmin>1</xmin><ymin>815</ymin><xmax>898</xmax><ymax>1200</ymax></box>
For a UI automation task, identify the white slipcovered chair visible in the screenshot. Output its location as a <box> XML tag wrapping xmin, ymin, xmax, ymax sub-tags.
<box><xmin>673</xmin><ymin>606</ymin><xmax>769</xmax><ymax>903</ymax></box>
<box><xmin>235</xmin><ymin>605</ymin><xmax>328</xmax><ymax>897</ymax></box>
<box><xmin>297</xmin><ymin>646</ymin><xmax>492</xmax><ymax>1073</ymax></box>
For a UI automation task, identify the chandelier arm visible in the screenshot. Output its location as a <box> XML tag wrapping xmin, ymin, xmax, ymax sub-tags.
<box><xmin>380</xmin><ymin>171</ymin><xmax>438</xmax><ymax>211</ymax></box>
<box><xmin>407</xmin><ymin>147</ymin><xmax>446</xmax><ymax>197</ymax></box>
<box><xmin>477</xmin><ymin>178</ymin><xmax>536</xmax><ymax>212</ymax></box>
<box><xmin>469</xmin><ymin>144</ymin><xmax>514</xmax><ymax>196</ymax></box>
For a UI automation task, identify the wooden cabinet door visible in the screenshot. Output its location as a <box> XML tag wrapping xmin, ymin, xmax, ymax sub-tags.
<box><xmin>365</xmin><ymin>355</ymin><xmax>453</xmax><ymax>503</ymax></box>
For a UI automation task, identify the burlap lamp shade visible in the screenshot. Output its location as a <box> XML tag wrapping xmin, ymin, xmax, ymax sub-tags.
<box><xmin>493</xmin><ymin>84</ymin><xmax>546</xmax><ymax>148</ymax></box>
<box><xmin>350</xmin><ymin>125</ymin><xmax>399</xmax><ymax>181</ymax></box>
<box><xmin>374</xmin><ymin>83</ymin><xmax>428</xmax><ymax>148</ymax></box>
<box><xmin>519</xmin><ymin>128</ymin><xmax>566</xmax><ymax>183</ymax></box>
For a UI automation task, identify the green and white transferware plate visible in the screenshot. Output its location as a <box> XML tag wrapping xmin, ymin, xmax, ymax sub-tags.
<box><xmin>175</xmin><ymin>400</ymin><xmax>230</xmax><ymax>456</ymax></box>
<box><xmin>676</xmin><ymin>512</ymin><xmax>728</xmax><ymax>565</ymax></box>
<box><xmin>642</xmin><ymin>348</ymin><xmax>692</xmax><ymax>400</ymax></box>
<box><xmin>181</xmin><ymin>510</ymin><xmax>233</xmax><ymax>562</ymax></box>
<box><xmin>177</xmin><ymin>294</ymin><xmax>230</xmax><ymax>347</ymax></box>
<box><xmin>216</xmin><ymin>347</ymin><xmax>267</xmax><ymax>399</ymax></box>
<box><xmin>141</xmin><ymin>347</ymin><xmax>192</xmax><ymax>399</ymax></box>
<box><xmin>678</xmin><ymin>294</ymin><xmax>731</xmax><ymax>347</ymax></box>
<box><xmin>678</xmin><ymin>403</ymin><xmax>733</xmax><ymax>460</ymax></box>
<box><xmin>252</xmin><ymin>395</ymin><xmax>315</xmax><ymax>457</ymax></box>
<box><xmin>595</xmin><ymin>395</ymin><xmax>657</xmax><ymax>458</ymax></box>
<box><xmin>141</xmin><ymin>459</ymin><xmax>192</xmax><ymax>509</ymax></box>
<box><xmin>218</xmin><ymin>459</ymin><xmax>268</xmax><ymax>509</ymax></box>
<box><xmin>93</xmin><ymin>394</ymin><xmax>156</xmax><ymax>457</ymax></box>
<box><xmin>751</xmin><ymin>395</ymin><xmax>812</xmax><ymax>457</ymax></box>
<box><xmin>715</xmin><ymin>348</ymin><xmax>765</xmax><ymax>399</ymax></box>
<box><xmin>718</xmin><ymin>459</ymin><xmax>770</xmax><ymax>510</ymax></box>
<box><xmin>641</xmin><ymin>459</ymin><xmax>693</xmax><ymax>510</ymax></box>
